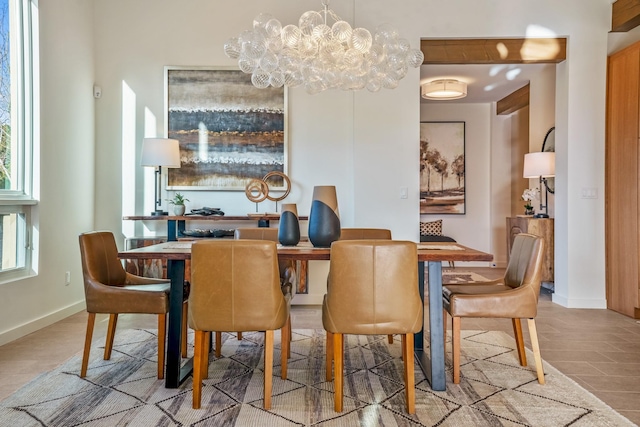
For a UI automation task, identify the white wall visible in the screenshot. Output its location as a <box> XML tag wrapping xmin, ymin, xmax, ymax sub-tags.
<box><xmin>0</xmin><ymin>0</ymin><xmax>620</xmax><ymax>344</ymax></box>
<box><xmin>0</xmin><ymin>0</ymin><xmax>95</xmax><ymax>345</ymax></box>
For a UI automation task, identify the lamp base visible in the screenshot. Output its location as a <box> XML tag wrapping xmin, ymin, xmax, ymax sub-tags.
<box><xmin>151</xmin><ymin>210</ymin><xmax>169</xmax><ymax>216</ymax></box>
<box><xmin>534</xmin><ymin>213</ymin><xmax>549</xmax><ymax>218</ymax></box>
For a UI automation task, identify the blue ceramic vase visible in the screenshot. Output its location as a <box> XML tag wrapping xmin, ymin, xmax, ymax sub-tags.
<box><xmin>308</xmin><ymin>186</ymin><xmax>340</xmax><ymax>247</ymax></box>
<box><xmin>278</xmin><ymin>203</ymin><xmax>300</xmax><ymax>246</ymax></box>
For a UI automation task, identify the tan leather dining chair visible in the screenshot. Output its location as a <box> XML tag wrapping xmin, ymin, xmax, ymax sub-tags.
<box><xmin>322</xmin><ymin>240</ymin><xmax>422</xmax><ymax>414</ymax></box>
<box><xmin>234</xmin><ymin>227</ymin><xmax>294</xmax><ymax>363</ymax></box>
<box><xmin>339</xmin><ymin>227</ymin><xmax>392</xmax><ymax>240</ymax></box>
<box><xmin>335</xmin><ymin>227</ymin><xmax>396</xmax><ymax>347</ymax></box>
<box><xmin>78</xmin><ymin>231</ymin><xmax>187</xmax><ymax>379</ymax></box>
<box><xmin>443</xmin><ymin>233</ymin><xmax>545</xmax><ymax>385</ymax></box>
<box><xmin>189</xmin><ymin>240</ymin><xmax>290</xmax><ymax>410</ymax></box>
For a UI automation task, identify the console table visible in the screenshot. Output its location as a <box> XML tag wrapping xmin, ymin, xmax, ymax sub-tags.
<box><xmin>507</xmin><ymin>216</ymin><xmax>554</xmax><ymax>283</ymax></box>
<box><xmin>123</xmin><ymin>214</ymin><xmax>308</xmax><ymax>241</ymax></box>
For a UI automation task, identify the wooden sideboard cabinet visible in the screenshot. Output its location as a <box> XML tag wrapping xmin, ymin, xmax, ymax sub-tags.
<box><xmin>507</xmin><ymin>217</ymin><xmax>554</xmax><ymax>283</ymax></box>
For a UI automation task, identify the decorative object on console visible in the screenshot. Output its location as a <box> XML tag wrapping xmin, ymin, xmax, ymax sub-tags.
<box><xmin>308</xmin><ymin>185</ymin><xmax>340</xmax><ymax>247</ymax></box>
<box><xmin>222</xmin><ymin>0</ymin><xmax>424</xmax><ymax>94</ymax></box>
<box><xmin>264</xmin><ymin>171</ymin><xmax>291</xmax><ymax>212</ymax></box>
<box><xmin>140</xmin><ymin>138</ymin><xmax>181</xmax><ymax>216</ymax></box>
<box><xmin>278</xmin><ymin>203</ymin><xmax>300</xmax><ymax>246</ymax></box>
<box><xmin>523</xmin><ymin>152</ymin><xmax>555</xmax><ymax>218</ymax></box>
<box><xmin>166</xmin><ymin>192</ymin><xmax>189</xmax><ymax>216</ymax></box>
<box><xmin>245</xmin><ymin>171</ymin><xmax>292</xmax><ymax>212</ymax></box>
<box><xmin>521</xmin><ymin>188</ymin><xmax>538</xmax><ymax>216</ymax></box>
<box><xmin>245</xmin><ymin>178</ymin><xmax>269</xmax><ymax>212</ymax></box>
<box><xmin>186</xmin><ymin>207</ymin><xmax>224</xmax><ymax>216</ymax></box>
<box><xmin>420</xmin><ymin>122</ymin><xmax>466</xmax><ymax>214</ymax></box>
<box><xmin>165</xmin><ymin>68</ymin><xmax>286</xmax><ymax>191</ymax></box>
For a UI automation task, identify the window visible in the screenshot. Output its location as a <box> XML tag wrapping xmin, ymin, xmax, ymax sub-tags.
<box><xmin>0</xmin><ymin>0</ymin><xmax>37</xmax><ymax>282</ymax></box>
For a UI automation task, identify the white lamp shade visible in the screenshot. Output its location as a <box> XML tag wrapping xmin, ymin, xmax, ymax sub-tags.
<box><xmin>523</xmin><ymin>152</ymin><xmax>555</xmax><ymax>178</ymax></box>
<box><xmin>141</xmin><ymin>138</ymin><xmax>181</xmax><ymax>168</ymax></box>
<box><xmin>421</xmin><ymin>79</ymin><xmax>467</xmax><ymax>100</ymax></box>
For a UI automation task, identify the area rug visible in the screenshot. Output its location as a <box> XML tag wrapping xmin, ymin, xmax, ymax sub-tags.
<box><xmin>0</xmin><ymin>329</ymin><xmax>634</xmax><ymax>427</ymax></box>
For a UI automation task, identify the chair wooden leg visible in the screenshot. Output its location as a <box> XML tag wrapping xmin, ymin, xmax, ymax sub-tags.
<box><xmin>452</xmin><ymin>316</ymin><xmax>461</xmax><ymax>384</ymax></box>
<box><xmin>512</xmin><ymin>318</ymin><xmax>527</xmax><ymax>366</ymax></box>
<box><xmin>158</xmin><ymin>314</ymin><xmax>166</xmax><ymax>379</ymax></box>
<box><xmin>333</xmin><ymin>333</ymin><xmax>344</xmax><ymax>412</ymax></box>
<box><xmin>388</xmin><ymin>334</ymin><xmax>394</xmax><ymax>344</ymax></box>
<box><xmin>202</xmin><ymin>332</ymin><xmax>210</xmax><ymax>379</ymax></box>
<box><xmin>104</xmin><ymin>313</ymin><xmax>118</xmax><ymax>360</ymax></box>
<box><xmin>326</xmin><ymin>331</ymin><xmax>334</xmax><ymax>381</ymax></box>
<box><xmin>193</xmin><ymin>330</ymin><xmax>205</xmax><ymax>409</ymax></box>
<box><xmin>287</xmin><ymin>315</ymin><xmax>292</xmax><ymax>358</ymax></box>
<box><xmin>527</xmin><ymin>318</ymin><xmax>545</xmax><ymax>384</ymax></box>
<box><xmin>281</xmin><ymin>317</ymin><xmax>290</xmax><ymax>379</ymax></box>
<box><xmin>181</xmin><ymin>302</ymin><xmax>188</xmax><ymax>358</ymax></box>
<box><xmin>404</xmin><ymin>333</ymin><xmax>415</xmax><ymax>414</ymax></box>
<box><xmin>400</xmin><ymin>334</ymin><xmax>408</xmax><ymax>384</ymax></box>
<box><xmin>237</xmin><ymin>332</ymin><xmax>243</xmax><ymax>340</ymax></box>
<box><xmin>264</xmin><ymin>330</ymin><xmax>274</xmax><ymax>409</ymax></box>
<box><xmin>215</xmin><ymin>331</ymin><xmax>222</xmax><ymax>358</ymax></box>
<box><xmin>80</xmin><ymin>312</ymin><xmax>96</xmax><ymax>378</ymax></box>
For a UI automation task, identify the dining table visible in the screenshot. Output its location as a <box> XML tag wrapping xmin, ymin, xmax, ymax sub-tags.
<box><xmin>117</xmin><ymin>240</ymin><xmax>493</xmax><ymax>390</ymax></box>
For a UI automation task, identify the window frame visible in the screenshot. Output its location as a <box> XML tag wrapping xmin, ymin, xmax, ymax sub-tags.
<box><xmin>0</xmin><ymin>0</ymin><xmax>37</xmax><ymax>283</ymax></box>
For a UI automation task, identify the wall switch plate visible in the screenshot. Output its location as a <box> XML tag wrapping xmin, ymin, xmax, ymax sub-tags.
<box><xmin>65</xmin><ymin>271</ymin><xmax>71</xmax><ymax>285</ymax></box>
<box><xmin>400</xmin><ymin>186</ymin><xmax>408</xmax><ymax>199</ymax></box>
<box><xmin>581</xmin><ymin>187</ymin><xmax>597</xmax><ymax>199</ymax></box>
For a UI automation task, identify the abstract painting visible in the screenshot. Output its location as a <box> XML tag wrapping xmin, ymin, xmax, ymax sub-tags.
<box><xmin>165</xmin><ymin>67</ymin><xmax>287</xmax><ymax>190</ymax></box>
<box><xmin>420</xmin><ymin>121</ymin><xmax>465</xmax><ymax>214</ymax></box>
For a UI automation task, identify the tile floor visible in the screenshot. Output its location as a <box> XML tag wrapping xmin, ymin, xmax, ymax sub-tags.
<box><xmin>1</xmin><ymin>267</ymin><xmax>639</xmax><ymax>425</ymax></box>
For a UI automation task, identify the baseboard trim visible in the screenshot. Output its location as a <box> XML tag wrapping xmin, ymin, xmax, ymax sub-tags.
<box><xmin>551</xmin><ymin>294</ymin><xmax>607</xmax><ymax>309</ymax></box>
<box><xmin>0</xmin><ymin>301</ymin><xmax>85</xmax><ymax>346</ymax></box>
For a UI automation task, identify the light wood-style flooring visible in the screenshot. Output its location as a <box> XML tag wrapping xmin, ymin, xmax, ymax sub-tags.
<box><xmin>1</xmin><ymin>267</ymin><xmax>639</xmax><ymax>425</ymax></box>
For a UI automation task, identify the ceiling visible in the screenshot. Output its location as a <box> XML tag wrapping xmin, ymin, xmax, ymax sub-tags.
<box><xmin>420</xmin><ymin>63</ymin><xmax>555</xmax><ymax>104</ymax></box>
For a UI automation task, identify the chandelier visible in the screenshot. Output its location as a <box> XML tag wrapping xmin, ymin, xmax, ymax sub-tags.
<box><xmin>223</xmin><ymin>0</ymin><xmax>424</xmax><ymax>94</ymax></box>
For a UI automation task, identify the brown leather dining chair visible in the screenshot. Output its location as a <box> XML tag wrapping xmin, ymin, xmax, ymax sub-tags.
<box><xmin>189</xmin><ymin>240</ymin><xmax>290</xmax><ymax>410</ymax></box>
<box><xmin>333</xmin><ymin>227</ymin><xmax>396</xmax><ymax>353</ymax></box>
<box><xmin>443</xmin><ymin>233</ymin><xmax>546</xmax><ymax>385</ymax></box>
<box><xmin>78</xmin><ymin>231</ymin><xmax>187</xmax><ymax>379</ymax></box>
<box><xmin>339</xmin><ymin>227</ymin><xmax>392</xmax><ymax>240</ymax></box>
<box><xmin>234</xmin><ymin>228</ymin><xmax>294</xmax><ymax>363</ymax></box>
<box><xmin>322</xmin><ymin>240</ymin><xmax>423</xmax><ymax>414</ymax></box>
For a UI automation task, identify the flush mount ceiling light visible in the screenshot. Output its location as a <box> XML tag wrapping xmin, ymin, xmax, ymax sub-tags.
<box><xmin>223</xmin><ymin>0</ymin><xmax>424</xmax><ymax>94</ymax></box>
<box><xmin>421</xmin><ymin>79</ymin><xmax>468</xmax><ymax>100</ymax></box>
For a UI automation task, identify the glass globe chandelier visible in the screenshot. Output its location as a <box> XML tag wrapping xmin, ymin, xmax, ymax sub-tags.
<box><xmin>223</xmin><ymin>0</ymin><xmax>424</xmax><ymax>94</ymax></box>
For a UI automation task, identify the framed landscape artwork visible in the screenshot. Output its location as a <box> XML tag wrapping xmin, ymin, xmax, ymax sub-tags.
<box><xmin>420</xmin><ymin>121</ymin><xmax>466</xmax><ymax>214</ymax></box>
<box><xmin>165</xmin><ymin>67</ymin><xmax>287</xmax><ymax>190</ymax></box>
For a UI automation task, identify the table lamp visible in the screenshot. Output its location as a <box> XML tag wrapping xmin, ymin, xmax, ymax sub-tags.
<box><xmin>141</xmin><ymin>138</ymin><xmax>181</xmax><ymax>216</ymax></box>
<box><xmin>523</xmin><ymin>151</ymin><xmax>555</xmax><ymax>218</ymax></box>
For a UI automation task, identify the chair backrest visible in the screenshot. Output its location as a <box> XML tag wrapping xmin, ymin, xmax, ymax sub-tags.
<box><xmin>235</xmin><ymin>227</ymin><xmax>295</xmax><ymax>282</ymax></box>
<box><xmin>504</xmin><ymin>233</ymin><xmax>545</xmax><ymax>297</ymax></box>
<box><xmin>339</xmin><ymin>228</ymin><xmax>392</xmax><ymax>240</ymax></box>
<box><xmin>234</xmin><ymin>227</ymin><xmax>278</xmax><ymax>242</ymax></box>
<box><xmin>323</xmin><ymin>240</ymin><xmax>422</xmax><ymax>335</ymax></box>
<box><xmin>188</xmin><ymin>240</ymin><xmax>288</xmax><ymax>332</ymax></box>
<box><xmin>79</xmin><ymin>231</ymin><xmax>127</xmax><ymax>288</ymax></box>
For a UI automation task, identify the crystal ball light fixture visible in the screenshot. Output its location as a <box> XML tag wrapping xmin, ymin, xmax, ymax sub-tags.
<box><xmin>223</xmin><ymin>0</ymin><xmax>424</xmax><ymax>94</ymax></box>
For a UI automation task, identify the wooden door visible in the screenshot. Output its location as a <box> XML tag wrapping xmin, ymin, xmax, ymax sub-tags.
<box><xmin>606</xmin><ymin>42</ymin><xmax>640</xmax><ymax>318</ymax></box>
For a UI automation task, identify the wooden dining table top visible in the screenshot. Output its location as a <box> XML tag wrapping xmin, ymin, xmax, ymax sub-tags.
<box><xmin>118</xmin><ymin>240</ymin><xmax>493</xmax><ymax>263</ymax></box>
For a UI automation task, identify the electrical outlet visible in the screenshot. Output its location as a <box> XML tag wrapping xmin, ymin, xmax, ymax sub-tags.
<box><xmin>65</xmin><ymin>271</ymin><xmax>71</xmax><ymax>285</ymax></box>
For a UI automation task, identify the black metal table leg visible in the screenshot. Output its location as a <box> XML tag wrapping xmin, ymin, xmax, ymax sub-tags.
<box><xmin>414</xmin><ymin>260</ymin><xmax>446</xmax><ymax>391</ymax></box>
<box><xmin>165</xmin><ymin>258</ymin><xmax>193</xmax><ymax>388</ymax></box>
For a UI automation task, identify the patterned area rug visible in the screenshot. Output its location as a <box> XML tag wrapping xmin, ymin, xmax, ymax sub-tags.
<box><xmin>0</xmin><ymin>328</ymin><xmax>634</xmax><ymax>427</ymax></box>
